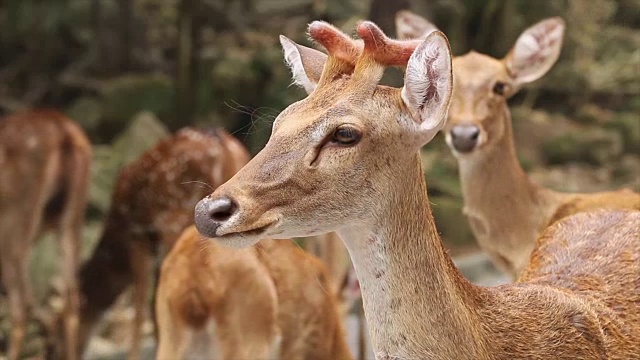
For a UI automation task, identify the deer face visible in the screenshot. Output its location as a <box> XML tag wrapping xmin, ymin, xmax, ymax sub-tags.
<box><xmin>445</xmin><ymin>52</ymin><xmax>513</xmax><ymax>154</ymax></box>
<box><xmin>194</xmin><ymin>21</ymin><xmax>453</xmax><ymax>248</ymax></box>
<box><xmin>395</xmin><ymin>12</ymin><xmax>565</xmax><ymax>156</ymax></box>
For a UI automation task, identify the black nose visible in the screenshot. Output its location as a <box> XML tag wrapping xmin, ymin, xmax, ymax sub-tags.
<box><xmin>194</xmin><ymin>196</ymin><xmax>237</xmax><ymax>237</ymax></box>
<box><xmin>450</xmin><ymin>125</ymin><xmax>480</xmax><ymax>153</ymax></box>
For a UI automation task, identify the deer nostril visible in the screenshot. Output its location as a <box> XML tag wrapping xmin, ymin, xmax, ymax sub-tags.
<box><xmin>208</xmin><ymin>196</ymin><xmax>237</xmax><ymax>222</ymax></box>
<box><xmin>469</xmin><ymin>128</ymin><xmax>480</xmax><ymax>141</ymax></box>
<box><xmin>194</xmin><ymin>196</ymin><xmax>238</xmax><ymax>237</ymax></box>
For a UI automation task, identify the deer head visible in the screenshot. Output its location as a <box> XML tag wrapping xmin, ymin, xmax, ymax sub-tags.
<box><xmin>396</xmin><ymin>12</ymin><xmax>565</xmax><ymax>156</ymax></box>
<box><xmin>194</xmin><ymin>21</ymin><xmax>453</xmax><ymax>248</ymax></box>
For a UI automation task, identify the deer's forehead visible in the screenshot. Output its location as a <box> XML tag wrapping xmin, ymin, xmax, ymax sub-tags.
<box><xmin>453</xmin><ymin>52</ymin><xmax>507</xmax><ymax>89</ymax></box>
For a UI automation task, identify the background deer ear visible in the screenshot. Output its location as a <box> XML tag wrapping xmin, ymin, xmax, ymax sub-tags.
<box><xmin>503</xmin><ymin>17</ymin><xmax>565</xmax><ymax>87</ymax></box>
<box><xmin>280</xmin><ymin>35</ymin><xmax>327</xmax><ymax>95</ymax></box>
<box><xmin>395</xmin><ymin>10</ymin><xmax>439</xmax><ymax>40</ymax></box>
<box><xmin>401</xmin><ymin>31</ymin><xmax>453</xmax><ymax>144</ymax></box>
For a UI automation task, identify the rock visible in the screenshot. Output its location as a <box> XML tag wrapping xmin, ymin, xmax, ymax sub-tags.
<box><xmin>542</xmin><ymin>127</ymin><xmax>623</xmax><ymax>166</ymax></box>
<box><xmin>111</xmin><ymin>111</ymin><xmax>170</xmax><ymax>165</ymax></box>
<box><xmin>88</xmin><ymin>112</ymin><xmax>170</xmax><ymax>213</ymax></box>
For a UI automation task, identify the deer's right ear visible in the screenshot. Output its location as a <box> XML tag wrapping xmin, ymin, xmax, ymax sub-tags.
<box><xmin>401</xmin><ymin>31</ymin><xmax>453</xmax><ymax>144</ymax></box>
<box><xmin>395</xmin><ymin>10</ymin><xmax>439</xmax><ymax>40</ymax></box>
<box><xmin>280</xmin><ymin>35</ymin><xmax>327</xmax><ymax>95</ymax></box>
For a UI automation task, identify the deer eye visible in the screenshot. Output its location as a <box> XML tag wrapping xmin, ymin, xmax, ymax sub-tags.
<box><xmin>330</xmin><ymin>126</ymin><xmax>361</xmax><ymax>146</ymax></box>
<box><xmin>492</xmin><ymin>81</ymin><xmax>507</xmax><ymax>96</ymax></box>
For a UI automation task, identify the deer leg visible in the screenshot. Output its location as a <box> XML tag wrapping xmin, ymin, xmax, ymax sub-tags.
<box><xmin>128</xmin><ymin>240</ymin><xmax>152</xmax><ymax>360</ymax></box>
<box><xmin>55</xmin><ymin>150</ymin><xmax>90</xmax><ymax>360</ymax></box>
<box><xmin>0</xmin><ymin>159</ymin><xmax>55</xmax><ymax>360</ymax></box>
<box><xmin>149</xmin><ymin>255</ymin><xmax>162</xmax><ymax>343</ymax></box>
<box><xmin>1</xmin><ymin>256</ymin><xmax>32</xmax><ymax>360</ymax></box>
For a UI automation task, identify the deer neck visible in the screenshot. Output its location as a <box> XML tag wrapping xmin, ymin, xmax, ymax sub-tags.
<box><xmin>338</xmin><ymin>153</ymin><xmax>487</xmax><ymax>359</ymax></box>
<box><xmin>456</xmin><ymin>108</ymin><xmax>559</xmax><ymax>257</ymax></box>
<box><xmin>459</xmin><ymin>108</ymin><xmax>542</xmax><ymax>207</ymax></box>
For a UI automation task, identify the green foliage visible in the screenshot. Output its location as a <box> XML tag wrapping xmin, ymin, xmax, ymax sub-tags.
<box><xmin>604</xmin><ymin>112</ymin><xmax>640</xmax><ymax>155</ymax></box>
<box><xmin>542</xmin><ymin>128</ymin><xmax>623</xmax><ymax>166</ymax></box>
<box><xmin>101</xmin><ymin>75</ymin><xmax>176</xmax><ymax>130</ymax></box>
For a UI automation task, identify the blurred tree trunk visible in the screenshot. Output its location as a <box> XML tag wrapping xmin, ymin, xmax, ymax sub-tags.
<box><xmin>368</xmin><ymin>0</ymin><xmax>410</xmax><ymax>36</ymax></box>
<box><xmin>117</xmin><ymin>0</ymin><xmax>133</xmax><ymax>71</ymax></box>
<box><xmin>475</xmin><ymin>0</ymin><xmax>514</xmax><ymax>56</ymax></box>
<box><xmin>91</xmin><ymin>0</ymin><xmax>105</xmax><ymax>73</ymax></box>
<box><xmin>176</xmin><ymin>0</ymin><xmax>200</xmax><ymax>127</ymax></box>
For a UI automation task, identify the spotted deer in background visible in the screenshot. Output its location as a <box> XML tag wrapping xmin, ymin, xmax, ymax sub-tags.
<box><xmin>75</xmin><ymin>127</ymin><xmax>250</xmax><ymax>359</ymax></box>
<box><xmin>396</xmin><ymin>10</ymin><xmax>640</xmax><ymax>278</ymax></box>
<box><xmin>0</xmin><ymin>110</ymin><xmax>91</xmax><ymax>360</ymax></box>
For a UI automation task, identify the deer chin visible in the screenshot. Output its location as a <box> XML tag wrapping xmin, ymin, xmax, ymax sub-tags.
<box><xmin>211</xmin><ymin>219</ymin><xmax>279</xmax><ymax>248</ymax></box>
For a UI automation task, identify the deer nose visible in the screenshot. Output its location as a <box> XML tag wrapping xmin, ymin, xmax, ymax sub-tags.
<box><xmin>194</xmin><ymin>196</ymin><xmax>238</xmax><ymax>237</ymax></box>
<box><xmin>450</xmin><ymin>125</ymin><xmax>480</xmax><ymax>153</ymax></box>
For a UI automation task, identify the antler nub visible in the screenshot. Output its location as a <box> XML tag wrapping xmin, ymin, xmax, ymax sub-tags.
<box><xmin>357</xmin><ymin>21</ymin><xmax>423</xmax><ymax>67</ymax></box>
<box><xmin>308</xmin><ymin>21</ymin><xmax>362</xmax><ymax>63</ymax></box>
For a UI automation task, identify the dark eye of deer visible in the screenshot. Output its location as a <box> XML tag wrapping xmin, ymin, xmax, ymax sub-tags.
<box><xmin>331</xmin><ymin>127</ymin><xmax>361</xmax><ymax>146</ymax></box>
<box><xmin>493</xmin><ymin>81</ymin><xmax>507</xmax><ymax>96</ymax></box>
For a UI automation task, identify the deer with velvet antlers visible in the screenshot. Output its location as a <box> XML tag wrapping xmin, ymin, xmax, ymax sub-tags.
<box><xmin>395</xmin><ymin>11</ymin><xmax>640</xmax><ymax>278</ymax></box>
<box><xmin>193</xmin><ymin>20</ymin><xmax>640</xmax><ymax>359</ymax></box>
<box><xmin>0</xmin><ymin>110</ymin><xmax>91</xmax><ymax>360</ymax></box>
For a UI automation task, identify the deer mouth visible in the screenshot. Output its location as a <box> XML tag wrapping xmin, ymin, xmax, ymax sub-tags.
<box><xmin>215</xmin><ymin>219</ymin><xmax>279</xmax><ymax>241</ymax></box>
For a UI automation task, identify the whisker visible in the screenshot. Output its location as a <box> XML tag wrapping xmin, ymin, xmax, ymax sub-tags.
<box><xmin>181</xmin><ymin>180</ymin><xmax>215</xmax><ymax>192</ymax></box>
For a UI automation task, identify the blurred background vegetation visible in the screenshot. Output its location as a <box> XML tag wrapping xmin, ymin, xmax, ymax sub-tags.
<box><xmin>0</xmin><ymin>0</ymin><xmax>638</xmax><ymax>356</ymax></box>
<box><xmin>2</xmin><ymin>0</ymin><xmax>637</xmax><ymax>248</ymax></box>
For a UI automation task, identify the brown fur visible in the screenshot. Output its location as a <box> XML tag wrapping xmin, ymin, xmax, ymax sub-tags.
<box><xmin>396</xmin><ymin>12</ymin><xmax>640</xmax><ymax>278</ymax></box>
<box><xmin>0</xmin><ymin>110</ymin><xmax>91</xmax><ymax>360</ymax></box>
<box><xmin>193</xmin><ymin>21</ymin><xmax>640</xmax><ymax>359</ymax></box>
<box><xmin>76</xmin><ymin>128</ymin><xmax>250</xmax><ymax>359</ymax></box>
<box><xmin>155</xmin><ymin>226</ymin><xmax>353</xmax><ymax>360</ymax></box>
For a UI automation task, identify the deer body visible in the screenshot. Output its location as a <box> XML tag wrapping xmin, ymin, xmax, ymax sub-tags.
<box><xmin>456</xmin><ymin>114</ymin><xmax>640</xmax><ymax>275</ymax></box>
<box><xmin>0</xmin><ymin>110</ymin><xmax>91</xmax><ymax>360</ymax></box>
<box><xmin>156</xmin><ymin>226</ymin><xmax>353</xmax><ymax>360</ymax></box>
<box><xmin>396</xmin><ymin>12</ymin><xmax>640</xmax><ymax>277</ymax></box>
<box><xmin>77</xmin><ymin>128</ymin><xmax>250</xmax><ymax>359</ymax></box>
<box><xmin>339</xmin><ymin>155</ymin><xmax>639</xmax><ymax>359</ymax></box>
<box><xmin>192</xmin><ymin>20</ymin><xmax>640</xmax><ymax>359</ymax></box>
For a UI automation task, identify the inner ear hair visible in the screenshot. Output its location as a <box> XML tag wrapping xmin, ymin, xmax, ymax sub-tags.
<box><xmin>504</xmin><ymin>17</ymin><xmax>565</xmax><ymax>86</ymax></box>
<box><xmin>280</xmin><ymin>35</ymin><xmax>327</xmax><ymax>94</ymax></box>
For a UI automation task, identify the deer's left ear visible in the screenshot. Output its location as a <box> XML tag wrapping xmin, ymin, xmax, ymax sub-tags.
<box><xmin>395</xmin><ymin>10</ymin><xmax>439</xmax><ymax>40</ymax></box>
<box><xmin>503</xmin><ymin>17</ymin><xmax>565</xmax><ymax>87</ymax></box>
<box><xmin>401</xmin><ymin>31</ymin><xmax>453</xmax><ymax>145</ymax></box>
<box><xmin>280</xmin><ymin>35</ymin><xmax>327</xmax><ymax>95</ymax></box>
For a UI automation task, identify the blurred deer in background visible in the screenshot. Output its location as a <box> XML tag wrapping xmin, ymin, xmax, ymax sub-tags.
<box><xmin>396</xmin><ymin>11</ymin><xmax>640</xmax><ymax>278</ymax></box>
<box><xmin>0</xmin><ymin>110</ymin><xmax>91</xmax><ymax>360</ymax></box>
<box><xmin>75</xmin><ymin>127</ymin><xmax>250</xmax><ymax>360</ymax></box>
<box><xmin>155</xmin><ymin>226</ymin><xmax>354</xmax><ymax>360</ymax></box>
